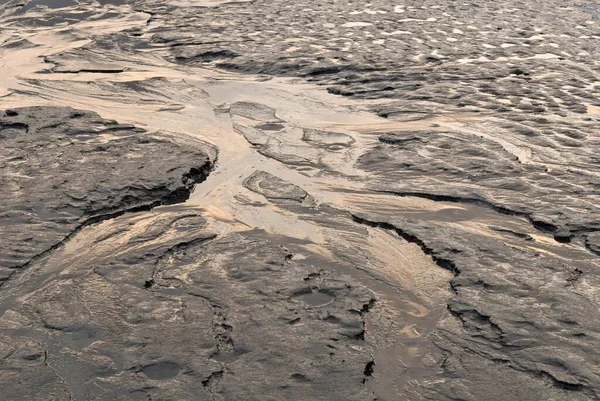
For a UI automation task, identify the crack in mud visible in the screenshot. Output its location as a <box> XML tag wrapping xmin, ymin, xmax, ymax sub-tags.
<box><xmin>1</xmin><ymin>161</ymin><xmax>214</xmax><ymax>290</ymax></box>
<box><xmin>350</xmin><ymin>212</ymin><xmax>599</xmax><ymax>398</ymax></box>
<box><xmin>376</xmin><ymin>190</ymin><xmax>561</xmax><ymax>234</ymax></box>
<box><xmin>351</xmin><ymin>214</ymin><xmax>460</xmax><ymax>278</ymax></box>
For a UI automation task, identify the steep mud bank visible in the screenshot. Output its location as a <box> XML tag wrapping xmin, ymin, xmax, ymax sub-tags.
<box><xmin>0</xmin><ymin>106</ymin><xmax>215</xmax><ymax>277</ymax></box>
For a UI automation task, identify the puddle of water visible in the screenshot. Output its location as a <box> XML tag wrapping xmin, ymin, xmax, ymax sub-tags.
<box><xmin>141</xmin><ymin>361</ymin><xmax>181</xmax><ymax>380</ymax></box>
<box><xmin>297</xmin><ymin>289</ymin><xmax>335</xmax><ymax>307</ymax></box>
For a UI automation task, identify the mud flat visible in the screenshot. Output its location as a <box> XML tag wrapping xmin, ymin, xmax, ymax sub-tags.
<box><xmin>1</xmin><ymin>0</ymin><xmax>600</xmax><ymax>400</ymax></box>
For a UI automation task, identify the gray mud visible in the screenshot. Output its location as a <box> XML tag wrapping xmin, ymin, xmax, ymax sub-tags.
<box><xmin>1</xmin><ymin>0</ymin><xmax>600</xmax><ymax>400</ymax></box>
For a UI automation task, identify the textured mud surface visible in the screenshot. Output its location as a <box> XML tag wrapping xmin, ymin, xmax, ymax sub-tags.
<box><xmin>1</xmin><ymin>0</ymin><xmax>600</xmax><ymax>400</ymax></box>
<box><xmin>0</xmin><ymin>106</ymin><xmax>215</xmax><ymax>274</ymax></box>
<box><xmin>0</xmin><ymin>210</ymin><xmax>374</xmax><ymax>400</ymax></box>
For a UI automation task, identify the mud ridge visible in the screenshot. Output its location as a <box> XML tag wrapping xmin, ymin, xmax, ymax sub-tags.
<box><xmin>376</xmin><ymin>190</ymin><xmax>561</xmax><ymax>235</ymax></box>
<box><xmin>351</xmin><ymin>214</ymin><xmax>460</xmax><ymax>278</ymax></box>
<box><xmin>2</xmin><ymin>160</ymin><xmax>214</xmax><ymax>290</ymax></box>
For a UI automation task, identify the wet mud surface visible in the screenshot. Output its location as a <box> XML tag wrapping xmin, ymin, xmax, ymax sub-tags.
<box><xmin>1</xmin><ymin>0</ymin><xmax>600</xmax><ymax>400</ymax></box>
